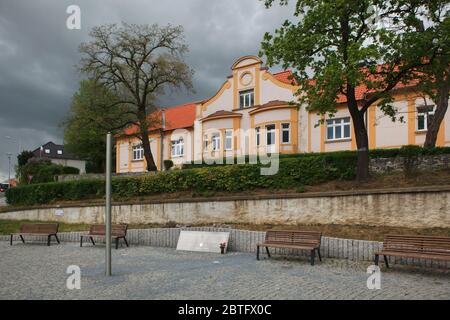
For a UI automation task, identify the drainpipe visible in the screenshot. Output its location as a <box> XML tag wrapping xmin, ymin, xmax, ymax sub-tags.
<box><xmin>160</xmin><ymin>110</ymin><xmax>165</xmax><ymax>171</ymax></box>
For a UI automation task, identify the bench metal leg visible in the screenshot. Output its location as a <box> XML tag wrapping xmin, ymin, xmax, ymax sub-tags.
<box><xmin>19</xmin><ymin>235</ymin><xmax>25</xmax><ymax>243</ymax></box>
<box><xmin>310</xmin><ymin>249</ymin><xmax>315</xmax><ymax>266</ymax></box>
<box><xmin>317</xmin><ymin>248</ymin><xmax>322</xmax><ymax>262</ymax></box>
<box><xmin>256</xmin><ymin>246</ymin><xmax>260</xmax><ymax>260</ymax></box>
<box><xmin>80</xmin><ymin>236</ymin><xmax>83</xmax><ymax>247</ymax></box>
<box><xmin>54</xmin><ymin>234</ymin><xmax>60</xmax><ymax>244</ymax></box>
<box><xmin>123</xmin><ymin>237</ymin><xmax>129</xmax><ymax>247</ymax></box>
<box><xmin>90</xmin><ymin>237</ymin><xmax>95</xmax><ymax>246</ymax></box>
<box><xmin>265</xmin><ymin>247</ymin><xmax>271</xmax><ymax>258</ymax></box>
<box><xmin>115</xmin><ymin>237</ymin><xmax>120</xmax><ymax>250</ymax></box>
<box><xmin>47</xmin><ymin>235</ymin><xmax>51</xmax><ymax>246</ymax></box>
<box><xmin>10</xmin><ymin>234</ymin><xmax>13</xmax><ymax>246</ymax></box>
<box><xmin>374</xmin><ymin>254</ymin><xmax>379</xmax><ymax>266</ymax></box>
<box><xmin>383</xmin><ymin>255</ymin><xmax>390</xmax><ymax>268</ymax></box>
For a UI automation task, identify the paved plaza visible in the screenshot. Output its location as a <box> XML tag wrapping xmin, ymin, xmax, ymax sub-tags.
<box><xmin>0</xmin><ymin>242</ymin><xmax>449</xmax><ymax>300</ymax></box>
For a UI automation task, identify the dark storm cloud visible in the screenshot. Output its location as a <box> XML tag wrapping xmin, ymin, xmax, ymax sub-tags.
<box><xmin>0</xmin><ymin>0</ymin><xmax>294</xmax><ymax>180</ymax></box>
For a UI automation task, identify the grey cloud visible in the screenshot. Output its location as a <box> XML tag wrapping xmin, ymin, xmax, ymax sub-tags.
<box><xmin>0</xmin><ymin>0</ymin><xmax>294</xmax><ymax>181</ymax></box>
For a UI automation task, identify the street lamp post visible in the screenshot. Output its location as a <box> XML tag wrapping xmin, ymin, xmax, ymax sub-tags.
<box><xmin>6</xmin><ymin>153</ymin><xmax>12</xmax><ymax>183</ymax></box>
<box><xmin>105</xmin><ymin>133</ymin><xmax>112</xmax><ymax>276</ymax></box>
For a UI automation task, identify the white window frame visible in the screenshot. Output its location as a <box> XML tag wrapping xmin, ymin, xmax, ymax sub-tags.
<box><xmin>132</xmin><ymin>144</ymin><xmax>144</xmax><ymax>161</ymax></box>
<box><xmin>211</xmin><ymin>133</ymin><xmax>221</xmax><ymax>151</ymax></box>
<box><xmin>44</xmin><ymin>149</ymin><xmax>50</xmax><ymax>154</ymax></box>
<box><xmin>171</xmin><ymin>138</ymin><xmax>184</xmax><ymax>157</ymax></box>
<box><xmin>239</xmin><ymin>89</ymin><xmax>255</xmax><ymax>109</ymax></box>
<box><xmin>266</xmin><ymin>124</ymin><xmax>276</xmax><ymax>146</ymax></box>
<box><xmin>417</xmin><ymin>106</ymin><xmax>435</xmax><ymax>131</ymax></box>
<box><xmin>57</xmin><ymin>150</ymin><xmax>63</xmax><ymax>155</ymax></box>
<box><xmin>224</xmin><ymin>130</ymin><xmax>233</xmax><ymax>151</ymax></box>
<box><xmin>326</xmin><ymin>117</ymin><xmax>351</xmax><ymax>141</ymax></box>
<box><xmin>203</xmin><ymin>134</ymin><xmax>209</xmax><ymax>153</ymax></box>
<box><xmin>255</xmin><ymin>127</ymin><xmax>260</xmax><ymax>146</ymax></box>
<box><xmin>281</xmin><ymin>123</ymin><xmax>290</xmax><ymax>144</ymax></box>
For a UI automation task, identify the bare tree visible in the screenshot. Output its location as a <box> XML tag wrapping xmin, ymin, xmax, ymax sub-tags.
<box><xmin>79</xmin><ymin>23</ymin><xmax>194</xmax><ymax>171</ymax></box>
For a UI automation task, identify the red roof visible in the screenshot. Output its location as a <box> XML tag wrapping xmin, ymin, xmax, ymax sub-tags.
<box><xmin>272</xmin><ymin>69</ymin><xmax>417</xmax><ymax>103</ymax></box>
<box><xmin>122</xmin><ymin>101</ymin><xmax>198</xmax><ymax>136</ymax></box>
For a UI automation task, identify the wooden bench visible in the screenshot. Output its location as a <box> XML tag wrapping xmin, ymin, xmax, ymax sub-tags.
<box><xmin>10</xmin><ymin>223</ymin><xmax>60</xmax><ymax>246</ymax></box>
<box><xmin>375</xmin><ymin>235</ymin><xmax>450</xmax><ymax>268</ymax></box>
<box><xmin>256</xmin><ymin>230</ymin><xmax>322</xmax><ymax>265</ymax></box>
<box><xmin>80</xmin><ymin>224</ymin><xmax>129</xmax><ymax>249</ymax></box>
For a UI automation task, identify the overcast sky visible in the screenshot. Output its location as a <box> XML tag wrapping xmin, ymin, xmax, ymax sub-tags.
<box><xmin>0</xmin><ymin>0</ymin><xmax>295</xmax><ymax>182</ymax></box>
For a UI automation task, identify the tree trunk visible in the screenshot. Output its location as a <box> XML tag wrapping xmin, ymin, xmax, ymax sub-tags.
<box><xmin>424</xmin><ymin>78</ymin><xmax>449</xmax><ymax>148</ymax></box>
<box><xmin>347</xmin><ymin>85</ymin><xmax>370</xmax><ymax>181</ymax></box>
<box><xmin>140</xmin><ymin>128</ymin><xmax>158</xmax><ymax>171</ymax></box>
<box><xmin>352</xmin><ymin>111</ymin><xmax>370</xmax><ymax>181</ymax></box>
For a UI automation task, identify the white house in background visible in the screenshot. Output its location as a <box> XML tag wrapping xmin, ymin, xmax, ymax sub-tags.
<box><xmin>115</xmin><ymin>55</ymin><xmax>450</xmax><ymax>173</ymax></box>
<box><xmin>31</xmin><ymin>141</ymin><xmax>86</xmax><ymax>174</ymax></box>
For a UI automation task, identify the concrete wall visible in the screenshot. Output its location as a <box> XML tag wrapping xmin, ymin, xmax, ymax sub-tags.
<box><xmin>2</xmin><ymin>186</ymin><xmax>449</xmax><ymax>228</ymax></box>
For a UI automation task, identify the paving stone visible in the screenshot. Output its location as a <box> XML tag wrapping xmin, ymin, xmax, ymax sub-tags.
<box><xmin>0</xmin><ymin>242</ymin><xmax>449</xmax><ymax>300</ymax></box>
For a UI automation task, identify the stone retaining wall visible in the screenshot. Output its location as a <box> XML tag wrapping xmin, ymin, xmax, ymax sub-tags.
<box><xmin>2</xmin><ymin>227</ymin><xmax>448</xmax><ymax>268</ymax></box>
<box><xmin>369</xmin><ymin>154</ymin><xmax>450</xmax><ymax>173</ymax></box>
<box><xmin>2</xmin><ymin>186</ymin><xmax>449</xmax><ymax>228</ymax></box>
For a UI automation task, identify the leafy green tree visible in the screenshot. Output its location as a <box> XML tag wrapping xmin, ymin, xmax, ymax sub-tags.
<box><xmin>261</xmin><ymin>0</ymin><xmax>435</xmax><ymax>180</ymax></box>
<box><xmin>18</xmin><ymin>159</ymin><xmax>79</xmax><ymax>184</ymax></box>
<box><xmin>17</xmin><ymin>150</ymin><xmax>34</xmax><ymax>167</ymax></box>
<box><xmin>63</xmin><ymin>79</ymin><xmax>131</xmax><ymax>173</ymax></box>
<box><xmin>79</xmin><ymin>23</ymin><xmax>194</xmax><ymax>171</ymax></box>
<box><xmin>390</xmin><ymin>0</ymin><xmax>450</xmax><ymax>148</ymax></box>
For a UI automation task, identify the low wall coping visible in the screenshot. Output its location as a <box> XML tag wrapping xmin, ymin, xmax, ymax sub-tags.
<box><xmin>1</xmin><ymin>184</ymin><xmax>450</xmax><ymax>214</ymax></box>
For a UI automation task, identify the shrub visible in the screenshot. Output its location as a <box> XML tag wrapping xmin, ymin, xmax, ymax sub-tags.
<box><xmin>163</xmin><ymin>159</ymin><xmax>174</xmax><ymax>170</ymax></box>
<box><xmin>6</xmin><ymin>153</ymin><xmax>357</xmax><ymax>206</ymax></box>
<box><xmin>17</xmin><ymin>159</ymin><xmax>80</xmax><ymax>184</ymax></box>
<box><xmin>61</xmin><ymin>166</ymin><xmax>80</xmax><ymax>174</ymax></box>
<box><xmin>7</xmin><ymin>145</ymin><xmax>449</xmax><ymax>206</ymax></box>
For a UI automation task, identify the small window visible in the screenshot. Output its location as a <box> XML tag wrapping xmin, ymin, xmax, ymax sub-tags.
<box><xmin>171</xmin><ymin>139</ymin><xmax>184</xmax><ymax>157</ymax></box>
<box><xmin>417</xmin><ymin>106</ymin><xmax>435</xmax><ymax>131</ymax></box>
<box><xmin>211</xmin><ymin>133</ymin><xmax>221</xmax><ymax>151</ymax></box>
<box><xmin>57</xmin><ymin>150</ymin><xmax>63</xmax><ymax>155</ymax></box>
<box><xmin>266</xmin><ymin>124</ymin><xmax>276</xmax><ymax>145</ymax></box>
<box><xmin>225</xmin><ymin>130</ymin><xmax>233</xmax><ymax>151</ymax></box>
<box><xmin>239</xmin><ymin>89</ymin><xmax>254</xmax><ymax>109</ymax></box>
<box><xmin>44</xmin><ymin>149</ymin><xmax>50</xmax><ymax>154</ymax></box>
<box><xmin>132</xmin><ymin>144</ymin><xmax>144</xmax><ymax>161</ymax></box>
<box><xmin>203</xmin><ymin>134</ymin><xmax>209</xmax><ymax>153</ymax></box>
<box><xmin>255</xmin><ymin>127</ymin><xmax>260</xmax><ymax>146</ymax></box>
<box><xmin>326</xmin><ymin>117</ymin><xmax>351</xmax><ymax>141</ymax></box>
<box><xmin>281</xmin><ymin>123</ymin><xmax>290</xmax><ymax>144</ymax></box>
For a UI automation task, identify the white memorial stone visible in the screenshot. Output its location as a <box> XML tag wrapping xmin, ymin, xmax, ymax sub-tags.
<box><xmin>176</xmin><ymin>231</ymin><xmax>230</xmax><ymax>253</ymax></box>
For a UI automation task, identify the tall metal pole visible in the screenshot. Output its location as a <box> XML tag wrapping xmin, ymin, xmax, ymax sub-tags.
<box><xmin>105</xmin><ymin>133</ymin><xmax>112</xmax><ymax>276</ymax></box>
<box><xmin>6</xmin><ymin>153</ymin><xmax>12</xmax><ymax>183</ymax></box>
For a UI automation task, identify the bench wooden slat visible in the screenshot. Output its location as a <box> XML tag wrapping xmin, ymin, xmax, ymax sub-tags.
<box><xmin>256</xmin><ymin>230</ymin><xmax>322</xmax><ymax>265</ymax></box>
<box><xmin>10</xmin><ymin>223</ymin><xmax>60</xmax><ymax>246</ymax></box>
<box><xmin>375</xmin><ymin>234</ymin><xmax>450</xmax><ymax>268</ymax></box>
<box><xmin>80</xmin><ymin>224</ymin><xmax>129</xmax><ymax>250</ymax></box>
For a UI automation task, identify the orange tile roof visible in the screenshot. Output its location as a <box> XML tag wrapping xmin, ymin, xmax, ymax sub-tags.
<box><xmin>121</xmin><ymin>101</ymin><xmax>199</xmax><ymax>136</ymax></box>
<box><xmin>273</xmin><ymin>69</ymin><xmax>417</xmax><ymax>103</ymax></box>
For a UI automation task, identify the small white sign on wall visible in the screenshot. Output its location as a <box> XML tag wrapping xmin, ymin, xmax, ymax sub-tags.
<box><xmin>176</xmin><ymin>231</ymin><xmax>230</xmax><ymax>254</ymax></box>
<box><xmin>55</xmin><ymin>209</ymin><xmax>64</xmax><ymax>217</ymax></box>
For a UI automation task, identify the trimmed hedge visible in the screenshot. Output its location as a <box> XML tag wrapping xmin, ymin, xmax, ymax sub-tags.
<box><xmin>6</xmin><ymin>153</ymin><xmax>357</xmax><ymax>206</ymax></box>
<box><xmin>182</xmin><ymin>146</ymin><xmax>450</xmax><ymax>169</ymax></box>
<box><xmin>6</xmin><ymin>145</ymin><xmax>450</xmax><ymax>206</ymax></box>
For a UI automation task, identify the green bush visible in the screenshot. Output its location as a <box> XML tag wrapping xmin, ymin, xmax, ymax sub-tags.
<box><xmin>7</xmin><ymin>145</ymin><xmax>449</xmax><ymax>206</ymax></box>
<box><xmin>163</xmin><ymin>159</ymin><xmax>174</xmax><ymax>170</ymax></box>
<box><xmin>17</xmin><ymin>159</ymin><xmax>80</xmax><ymax>184</ymax></box>
<box><xmin>6</xmin><ymin>153</ymin><xmax>357</xmax><ymax>206</ymax></box>
<box><xmin>61</xmin><ymin>166</ymin><xmax>80</xmax><ymax>174</ymax></box>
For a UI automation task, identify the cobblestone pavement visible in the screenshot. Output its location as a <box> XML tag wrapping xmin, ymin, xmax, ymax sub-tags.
<box><xmin>0</xmin><ymin>242</ymin><xmax>449</xmax><ymax>300</ymax></box>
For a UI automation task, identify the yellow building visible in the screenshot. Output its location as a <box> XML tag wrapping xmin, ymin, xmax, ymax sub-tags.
<box><xmin>116</xmin><ymin>55</ymin><xmax>449</xmax><ymax>173</ymax></box>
